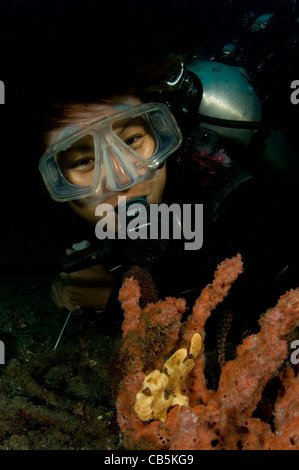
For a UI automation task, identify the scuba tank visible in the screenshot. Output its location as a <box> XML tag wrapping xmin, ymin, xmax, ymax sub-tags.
<box><xmin>188</xmin><ymin>60</ymin><xmax>261</xmax><ymax>147</ymax></box>
<box><xmin>165</xmin><ymin>58</ymin><xmax>299</xmax><ymax>197</ymax></box>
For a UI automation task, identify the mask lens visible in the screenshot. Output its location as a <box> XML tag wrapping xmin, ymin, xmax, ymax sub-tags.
<box><xmin>56</xmin><ymin>134</ymin><xmax>95</xmax><ymax>187</ymax></box>
<box><xmin>112</xmin><ymin>115</ymin><xmax>156</xmax><ymax>158</ymax></box>
<box><xmin>40</xmin><ymin>103</ymin><xmax>183</xmax><ymax>203</ymax></box>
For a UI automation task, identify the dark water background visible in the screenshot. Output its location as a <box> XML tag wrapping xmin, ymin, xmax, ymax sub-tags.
<box><xmin>0</xmin><ymin>0</ymin><xmax>298</xmax><ymax>263</ymax></box>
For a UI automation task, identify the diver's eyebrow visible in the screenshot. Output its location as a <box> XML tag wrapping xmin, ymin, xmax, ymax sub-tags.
<box><xmin>65</xmin><ymin>134</ymin><xmax>95</xmax><ymax>151</ymax></box>
<box><xmin>113</xmin><ymin>117</ymin><xmax>143</xmax><ymax>135</ymax></box>
<box><xmin>70</xmin><ymin>143</ymin><xmax>94</xmax><ymax>150</ymax></box>
<box><xmin>60</xmin><ymin>143</ymin><xmax>94</xmax><ymax>155</ymax></box>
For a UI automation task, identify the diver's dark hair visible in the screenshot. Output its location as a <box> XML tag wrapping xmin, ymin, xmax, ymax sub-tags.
<box><xmin>36</xmin><ymin>0</ymin><xmax>196</xmax><ymax>131</ymax></box>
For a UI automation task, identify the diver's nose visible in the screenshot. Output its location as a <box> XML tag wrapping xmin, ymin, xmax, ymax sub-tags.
<box><xmin>99</xmin><ymin>146</ymin><xmax>135</xmax><ymax>192</ymax></box>
<box><xmin>108</xmin><ymin>149</ymin><xmax>133</xmax><ymax>188</ymax></box>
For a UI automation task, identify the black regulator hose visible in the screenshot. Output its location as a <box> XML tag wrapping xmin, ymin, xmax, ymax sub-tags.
<box><xmin>1</xmin><ymin>197</ymin><xmax>183</xmax><ymax>277</ymax></box>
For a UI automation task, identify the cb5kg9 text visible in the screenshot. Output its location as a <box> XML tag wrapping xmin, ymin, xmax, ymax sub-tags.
<box><xmin>148</xmin><ymin>455</ymin><xmax>193</xmax><ymax>465</ymax></box>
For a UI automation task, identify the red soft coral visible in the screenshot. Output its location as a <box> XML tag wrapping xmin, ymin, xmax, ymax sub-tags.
<box><xmin>115</xmin><ymin>254</ymin><xmax>299</xmax><ymax>450</ymax></box>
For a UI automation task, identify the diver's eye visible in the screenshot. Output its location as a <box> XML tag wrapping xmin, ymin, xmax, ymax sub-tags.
<box><xmin>71</xmin><ymin>157</ymin><xmax>95</xmax><ymax>170</ymax></box>
<box><xmin>125</xmin><ymin>135</ymin><xmax>145</xmax><ymax>148</ymax></box>
<box><xmin>113</xmin><ymin>116</ymin><xmax>156</xmax><ymax>157</ymax></box>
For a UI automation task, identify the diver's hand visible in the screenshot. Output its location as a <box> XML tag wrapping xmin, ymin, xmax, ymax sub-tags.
<box><xmin>50</xmin><ymin>265</ymin><xmax>114</xmax><ymax>312</ymax></box>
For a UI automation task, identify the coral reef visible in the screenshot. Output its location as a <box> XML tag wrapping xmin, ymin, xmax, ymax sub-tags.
<box><xmin>115</xmin><ymin>254</ymin><xmax>299</xmax><ymax>450</ymax></box>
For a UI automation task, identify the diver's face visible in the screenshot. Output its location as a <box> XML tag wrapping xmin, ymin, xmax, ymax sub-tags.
<box><xmin>45</xmin><ymin>96</ymin><xmax>167</xmax><ymax>225</ymax></box>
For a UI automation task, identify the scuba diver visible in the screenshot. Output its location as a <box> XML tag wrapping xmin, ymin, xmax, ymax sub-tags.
<box><xmin>37</xmin><ymin>1</ymin><xmax>299</xmax><ymax>340</ymax></box>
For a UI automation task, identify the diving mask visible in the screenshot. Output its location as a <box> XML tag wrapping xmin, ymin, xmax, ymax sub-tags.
<box><xmin>39</xmin><ymin>102</ymin><xmax>183</xmax><ymax>205</ymax></box>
